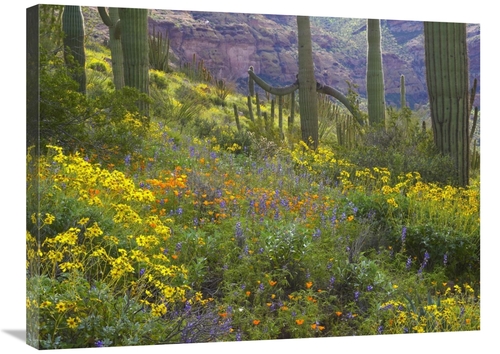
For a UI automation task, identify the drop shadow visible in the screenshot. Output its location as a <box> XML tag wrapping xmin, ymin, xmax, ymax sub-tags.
<box><xmin>3</xmin><ymin>329</ymin><xmax>26</xmax><ymax>342</ymax></box>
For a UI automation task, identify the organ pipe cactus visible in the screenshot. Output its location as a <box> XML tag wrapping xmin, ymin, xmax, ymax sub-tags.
<box><xmin>424</xmin><ymin>21</ymin><xmax>470</xmax><ymax>186</ymax></box>
<box><xmin>148</xmin><ymin>26</ymin><xmax>171</xmax><ymax>73</ymax></box>
<box><xmin>118</xmin><ymin>7</ymin><xmax>150</xmax><ymax>117</ymax></box>
<box><xmin>98</xmin><ymin>7</ymin><xmax>125</xmax><ymax>89</ymax></box>
<box><xmin>62</xmin><ymin>5</ymin><xmax>86</xmax><ymax>94</ymax></box>
<box><xmin>366</xmin><ymin>19</ymin><xmax>386</xmax><ymax>127</ymax></box>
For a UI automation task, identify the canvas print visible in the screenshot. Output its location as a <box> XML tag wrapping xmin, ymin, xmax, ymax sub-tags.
<box><xmin>26</xmin><ymin>4</ymin><xmax>480</xmax><ymax>350</ymax></box>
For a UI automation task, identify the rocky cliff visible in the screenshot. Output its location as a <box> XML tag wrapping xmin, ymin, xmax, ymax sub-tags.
<box><xmin>87</xmin><ymin>7</ymin><xmax>480</xmax><ymax>110</ymax></box>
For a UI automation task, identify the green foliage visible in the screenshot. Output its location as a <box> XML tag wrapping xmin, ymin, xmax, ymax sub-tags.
<box><xmin>150</xmin><ymin>85</ymin><xmax>205</xmax><ymax>131</ymax></box>
<box><xmin>39</xmin><ymin>50</ymin><xmax>92</xmax><ymax>152</ymax></box>
<box><xmin>29</xmin><ymin>20</ymin><xmax>480</xmax><ymax>348</ymax></box>
<box><xmin>39</xmin><ymin>5</ymin><xmax>65</xmax><ymax>53</ymax></box>
<box><xmin>39</xmin><ymin>47</ymin><xmax>149</xmax><ymax>163</ymax></box>
<box><xmin>212</xmin><ymin>78</ymin><xmax>231</xmax><ymax>106</ymax></box>
<box><xmin>339</xmin><ymin>115</ymin><xmax>458</xmax><ymax>186</ymax></box>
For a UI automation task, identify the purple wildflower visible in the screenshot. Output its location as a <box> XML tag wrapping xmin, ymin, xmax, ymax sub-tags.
<box><xmin>401</xmin><ymin>226</ymin><xmax>407</xmax><ymax>244</ymax></box>
<box><xmin>328</xmin><ymin>276</ymin><xmax>336</xmax><ymax>289</ymax></box>
<box><xmin>406</xmin><ymin>257</ymin><xmax>412</xmax><ymax>270</ymax></box>
<box><xmin>124</xmin><ymin>154</ymin><xmax>131</xmax><ymax>166</ymax></box>
<box><xmin>418</xmin><ymin>251</ymin><xmax>430</xmax><ymax>274</ymax></box>
<box><xmin>95</xmin><ymin>340</ymin><xmax>104</xmax><ymax>347</ymax></box>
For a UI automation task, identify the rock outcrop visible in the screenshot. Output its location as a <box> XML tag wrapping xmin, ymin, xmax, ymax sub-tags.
<box><xmin>88</xmin><ymin>7</ymin><xmax>481</xmax><ymax>110</ymax></box>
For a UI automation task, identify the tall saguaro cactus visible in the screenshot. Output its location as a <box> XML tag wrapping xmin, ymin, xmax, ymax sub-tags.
<box><xmin>247</xmin><ymin>16</ymin><xmax>362</xmax><ymax>148</ymax></box>
<box><xmin>400</xmin><ymin>74</ymin><xmax>406</xmax><ymax>109</ymax></box>
<box><xmin>62</xmin><ymin>5</ymin><xmax>86</xmax><ymax>94</ymax></box>
<box><xmin>297</xmin><ymin>16</ymin><xmax>319</xmax><ymax>149</ymax></box>
<box><xmin>366</xmin><ymin>19</ymin><xmax>386</xmax><ymax>127</ymax></box>
<box><xmin>98</xmin><ymin>7</ymin><xmax>125</xmax><ymax>89</ymax></box>
<box><xmin>424</xmin><ymin>21</ymin><xmax>470</xmax><ymax>186</ymax></box>
<box><xmin>118</xmin><ymin>7</ymin><xmax>149</xmax><ymax>117</ymax></box>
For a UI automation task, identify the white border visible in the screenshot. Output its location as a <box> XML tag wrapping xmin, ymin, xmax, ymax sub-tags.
<box><xmin>3</xmin><ymin>1</ymin><xmax>496</xmax><ymax>353</ymax></box>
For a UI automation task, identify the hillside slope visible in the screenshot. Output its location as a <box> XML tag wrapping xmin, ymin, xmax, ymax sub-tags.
<box><xmin>84</xmin><ymin>7</ymin><xmax>480</xmax><ymax>110</ymax></box>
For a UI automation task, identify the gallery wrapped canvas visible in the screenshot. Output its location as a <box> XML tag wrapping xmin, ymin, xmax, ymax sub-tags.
<box><xmin>25</xmin><ymin>2</ymin><xmax>480</xmax><ymax>351</ymax></box>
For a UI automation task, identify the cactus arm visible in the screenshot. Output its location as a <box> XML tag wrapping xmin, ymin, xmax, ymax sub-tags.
<box><xmin>248</xmin><ymin>68</ymin><xmax>361</xmax><ymax>125</ymax></box>
<box><xmin>248</xmin><ymin>66</ymin><xmax>255</xmax><ymax>96</ymax></box>
<box><xmin>97</xmin><ymin>7</ymin><xmax>124</xmax><ymax>89</ymax></box>
<box><xmin>97</xmin><ymin>6</ymin><xmax>113</xmax><ymax>26</ymax></box>
<box><xmin>247</xmin><ymin>68</ymin><xmax>298</xmax><ymax>96</ymax></box>
<box><xmin>316</xmin><ymin>84</ymin><xmax>361</xmax><ymax>125</ymax></box>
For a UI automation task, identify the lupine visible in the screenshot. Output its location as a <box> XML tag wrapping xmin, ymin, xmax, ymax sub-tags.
<box><xmin>235</xmin><ymin>222</ymin><xmax>243</xmax><ymax>239</ymax></box>
<box><xmin>329</xmin><ymin>276</ymin><xmax>336</xmax><ymax>289</ymax></box>
<box><xmin>418</xmin><ymin>251</ymin><xmax>430</xmax><ymax>274</ymax></box>
<box><xmin>406</xmin><ymin>256</ymin><xmax>412</xmax><ymax>270</ymax></box>
<box><xmin>95</xmin><ymin>340</ymin><xmax>104</xmax><ymax>347</ymax></box>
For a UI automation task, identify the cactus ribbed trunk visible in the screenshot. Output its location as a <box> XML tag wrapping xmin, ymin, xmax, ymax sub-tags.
<box><xmin>118</xmin><ymin>7</ymin><xmax>149</xmax><ymax>117</ymax></box>
<box><xmin>400</xmin><ymin>74</ymin><xmax>406</xmax><ymax>109</ymax></box>
<box><xmin>98</xmin><ymin>7</ymin><xmax>124</xmax><ymax>89</ymax></box>
<box><xmin>62</xmin><ymin>5</ymin><xmax>86</xmax><ymax>94</ymax></box>
<box><xmin>297</xmin><ymin>16</ymin><xmax>319</xmax><ymax>149</ymax></box>
<box><xmin>366</xmin><ymin>19</ymin><xmax>386</xmax><ymax>127</ymax></box>
<box><xmin>424</xmin><ymin>21</ymin><xmax>470</xmax><ymax>186</ymax></box>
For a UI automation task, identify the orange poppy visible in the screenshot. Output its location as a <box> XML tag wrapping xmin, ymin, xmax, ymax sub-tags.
<box><xmin>269</xmin><ymin>280</ymin><xmax>277</xmax><ymax>286</ymax></box>
<box><xmin>305</xmin><ymin>281</ymin><xmax>313</xmax><ymax>289</ymax></box>
<box><xmin>253</xmin><ymin>319</ymin><xmax>260</xmax><ymax>325</ymax></box>
<box><xmin>335</xmin><ymin>311</ymin><xmax>342</xmax><ymax>317</ymax></box>
<box><xmin>295</xmin><ymin>319</ymin><xmax>304</xmax><ymax>325</ymax></box>
<box><xmin>311</xmin><ymin>323</ymin><xmax>325</xmax><ymax>331</ymax></box>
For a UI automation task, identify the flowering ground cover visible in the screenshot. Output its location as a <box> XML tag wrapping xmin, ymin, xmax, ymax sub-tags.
<box><xmin>26</xmin><ymin>117</ymin><xmax>480</xmax><ymax>348</ymax></box>
<box><xmin>26</xmin><ymin>26</ymin><xmax>480</xmax><ymax>347</ymax></box>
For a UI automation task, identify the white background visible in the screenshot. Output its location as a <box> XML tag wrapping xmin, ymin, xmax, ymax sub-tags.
<box><xmin>2</xmin><ymin>1</ymin><xmax>496</xmax><ymax>353</ymax></box>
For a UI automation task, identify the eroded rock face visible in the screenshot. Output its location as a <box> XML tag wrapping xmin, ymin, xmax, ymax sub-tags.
<box><xmin>94</xmin><ymin>8</ymin><xmax>479</xmax><ymax>109</ymax></box>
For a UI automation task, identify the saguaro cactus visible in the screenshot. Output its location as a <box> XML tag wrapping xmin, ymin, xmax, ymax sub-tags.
<box><xmin>424</xmin><ymin>21</ymin><xmax>470</xmax><ymax>186</ymax></box>
<box><xmin>366</xmin><ymin>19</ymin><xmax>386</xmax><ymax>127</ymax></box>
<box><xmin>297</xmin><ymin>16</ymin><xmax>319</xmax><ymax>149</ymax></box>
<box><xmin>118</xmin><ymin>7</ymin><xmax>149</xmax><ymax>117</ymax></box>
<box><xmin>98</xmin><ymin>7</ymin><xmax>125</xmax><ymax>89</ymax></box>
<box><xmin>400</xmin><ymin>74</ymin><xmax>406</xmax><ymax>109</ymax></box>
<box><xmin>62</xmin><ymin>5</ymin><xmax>86</xmax><ymax>94</ymax></box>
